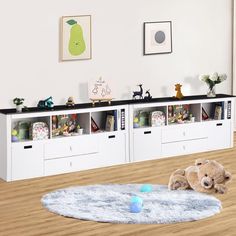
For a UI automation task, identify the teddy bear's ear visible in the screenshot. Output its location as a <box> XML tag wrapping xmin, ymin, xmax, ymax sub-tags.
<box><xmin>195</xmin><ymin>158</ymin><xmax>209</xmax><ymax>166</ymax></box>
<box><xmin>224</xmin><ymin>171</ymin><xmax>232</xmax><ymax>183</ymax></box>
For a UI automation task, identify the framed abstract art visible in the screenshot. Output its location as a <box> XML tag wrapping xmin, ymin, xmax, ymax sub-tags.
<box><xmin>143</xmin><ymin>21</ymin><xmax>172</xmax><ymax>55</ymax></box>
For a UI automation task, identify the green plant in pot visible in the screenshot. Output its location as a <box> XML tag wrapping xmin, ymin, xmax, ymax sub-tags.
<box><xmin>77</xmin><ymin>124</ymin><xmax>83</xmax><ymax>135</ymax></box>
<box><xmin>13</xmin><ymin>98</ymin><xmax>25</xmax><ymax>112</ymax></box>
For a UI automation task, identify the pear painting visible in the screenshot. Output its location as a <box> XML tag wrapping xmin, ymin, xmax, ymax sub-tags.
<box><xmin>67</xmin><ymin>19</ymin><xmax>86</xmax><ymax>56</ymax></box>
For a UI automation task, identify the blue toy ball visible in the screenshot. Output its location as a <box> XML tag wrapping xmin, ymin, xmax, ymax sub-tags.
<box><xmin>140</xmin><ymin>184</ymin><xmax>153</xmax><ymax>193</ymax></box>
<box><xmin>130</xmin><ymin>202</ymin><xmax>142</xmax><ymax>213</ymax></box>
<box><xmin>131</xmin><ymin>196</ymin><xmax>143</xmax><ymax>205</ymax></box>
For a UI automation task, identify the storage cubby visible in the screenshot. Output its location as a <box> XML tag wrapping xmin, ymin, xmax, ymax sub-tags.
<box><xmin>167</xmin><ymin>103</ymin><xmax>201</xmax><ymax>125</ymax></box>
<box><xmin>91</xmin><ymin>110</ymin><xmax>118</xmax><ymax>133</ymax></box>
<box><xmin>133</xmin><ymin>106</ymin><xmax>167</xmax><ymax>128</ymax></box>
<box><xmin>202</xmin><ymin>102</ymin><xmax>225</xmax><ymax>121</ymax></box>
<box><xmin>11</xmin><ymin>116</ymin><xmax>50</xmax><ymax>142</ymax></box>
<box><xmin>51</xmin><ymin>113</ymin><xmax>90</xmax><ymax>138</ymax></box>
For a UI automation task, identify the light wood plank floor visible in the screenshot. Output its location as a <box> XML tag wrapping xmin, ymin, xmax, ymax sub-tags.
<box><xmin>1</xmin><ymin>136</ymin><xmax>236</xmax><ymax>236</ymax></box>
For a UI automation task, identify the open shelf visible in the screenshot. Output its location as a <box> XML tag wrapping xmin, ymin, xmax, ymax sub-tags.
<box><xmin>133</xmin><ymin>106</ymin><xmax>167</xmax><ymax>128</ymax></box>
<box><xmin>11</xmin><ymin>116</ymin><xmax>50</xmax><ymax>142</ymax></box>
<box><xmin>91</xmin><ymin>110</ymin><xmax>118</xmax><ymax>133</ymax></box>
<box><xmin>202</xmin><ymin>102</ymin><xmax>225</xmax><ymax>121</ymax></box>
<box><xmin>52</xmin><ymin>113</ymin><xmax>90</xmax><ymax>138</ymax></box>
<box><xmin>167</xmin><ymin>104</ymin><xmax>201</xmax><ymax>125</ymax></box>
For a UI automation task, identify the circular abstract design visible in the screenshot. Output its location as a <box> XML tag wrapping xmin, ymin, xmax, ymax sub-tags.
<box><xmin>41</xmin><ymin>184</ymin><xmax>221</xmax><ymax>224</ymax></box>
<box><xmin>155</xmin><ymin>31</ymin><xmax>166</xmax><ymax>44</ymax></box>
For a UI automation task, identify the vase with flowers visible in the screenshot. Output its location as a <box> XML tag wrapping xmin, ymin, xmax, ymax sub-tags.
<box><xmin>199</xmin><ymin>72</ymin><xmax>227</xmax><ymax>97</ymax></box>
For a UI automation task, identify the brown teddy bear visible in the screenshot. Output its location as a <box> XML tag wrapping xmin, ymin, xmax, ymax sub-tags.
<box><xmin>168</xmin><ymin>158</ymin><xmax>232</xmax><ymax>194</ymax></box>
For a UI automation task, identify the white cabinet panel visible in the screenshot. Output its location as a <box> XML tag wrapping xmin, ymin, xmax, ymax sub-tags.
<box><xmin>44</xmin><ymin>135</ymin><xmax>99</xmax><ymax>160</ymax></box>
<box><xmin>162</xmin><ymin>138</ymin><xmax>207</xmax><ymax>157</ymax></box>
<box><xmin>133</xmin><ymin>128</ymin><xmax>162</xmax><ymax>162</ymax></box>
<box><xmin>205</xmin><ymin>120</ymin><xmax>231</xmax><ymax>151</ymax></box>
<box><xmin>162</xmin><ymin>123</ymin><xmax>207</xmax><ymax>143</ymax></box>
<box><xmin>11</xmin><ymin>143</ymin><xmax>44</xmax><ymax>180</ymax></box>
<box><xmin>97</xmin><ymin>132</ymin><xmax>127</xmax><ymax>166</ymax></box>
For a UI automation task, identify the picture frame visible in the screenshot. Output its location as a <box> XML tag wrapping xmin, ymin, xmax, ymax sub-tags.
<box><xmin>143</xmin><ymin>21</ymin><xmax>172</xmax><ymax>55</ymax></box>
<box><xmin>61</xmin><ymin>15</ymin><xmax>92</xmax><ymax>61</ymax></box>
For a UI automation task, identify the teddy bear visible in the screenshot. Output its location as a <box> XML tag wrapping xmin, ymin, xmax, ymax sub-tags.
<box><xmin>168</xmin><ymin>158</ymin><xmax>232</xmax><ymax>194</ymax></box>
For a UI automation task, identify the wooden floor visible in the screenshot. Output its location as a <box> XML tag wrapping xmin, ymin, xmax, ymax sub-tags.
<box><xmin>1</xmin><ymin>138</ymin><xmax>236</xmax><ymax>236</ymax></box>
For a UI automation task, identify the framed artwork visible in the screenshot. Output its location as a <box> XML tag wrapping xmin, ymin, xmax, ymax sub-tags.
<box><xmin>61</xmin><ymin>15</ymin><xmax>91</xmax><ymax>61</ymax></box>
<box><xmin>143</xmin><ymin>21</ymin><xmax>172</xmax><ymax>55</ymax></box>
<box><xmin>88</xmin><ymin>77</ymin><xmax>113</xmax><ymax>102</ymax></box>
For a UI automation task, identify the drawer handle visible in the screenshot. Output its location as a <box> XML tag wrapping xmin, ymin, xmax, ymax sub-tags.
<box><xmin>109</xmin><ymin>135</ymin><xmax>116</xmax><ymax>139</ymax></box>
<box><xmin>183</xmin><ymin>145</ymin><xmax>186</xmax><ymax>150</ymax></box>
<box><xmin>183</xmin><ymin>131</ymin><xmax>186</xmax><ymax>136</ymax></box>
<box><xmin>216</xmin><ymin>123</ymin><xmax>223</xmax><ymax>126</ymax></box>
<box><xmin>24</xmin><ymin>145</ymin><xmax>32</xmax><ymax>149</ymax></box>
<box><xmin>144</xmin><ymin>131</ymin><xmax>151</xmax><ymax>134</ymax></box>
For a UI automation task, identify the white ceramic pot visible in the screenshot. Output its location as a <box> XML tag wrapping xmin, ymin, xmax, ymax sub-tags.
<box><xmin>16</xmin><ymin>104</ymin><xmax>23</xmax><ymax>112</ymax></box>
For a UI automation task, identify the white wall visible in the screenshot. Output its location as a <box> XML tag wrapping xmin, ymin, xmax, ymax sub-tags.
<box><xmin>0</xmin><ymin>0</ymin><xmax>233</xmax><ymax>108</ymax></box>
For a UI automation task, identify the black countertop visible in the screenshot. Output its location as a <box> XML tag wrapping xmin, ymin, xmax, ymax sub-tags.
<box><xmin>0</xmin><ymin>94</ymin><xmax>234</xmax><ymax>115</ymax></box>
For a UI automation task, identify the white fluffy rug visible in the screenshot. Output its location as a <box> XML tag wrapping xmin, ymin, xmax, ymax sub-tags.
<box><xmin>41</xmin><ymin>184</ymin><xmax>221</xmax><ymax>224</ymax></box>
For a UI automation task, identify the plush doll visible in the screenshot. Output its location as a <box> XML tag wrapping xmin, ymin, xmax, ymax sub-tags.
<box><xmin>168</xmin><ymin>158</ymin><xmax>232</xmax><ymax>194</ymax></box>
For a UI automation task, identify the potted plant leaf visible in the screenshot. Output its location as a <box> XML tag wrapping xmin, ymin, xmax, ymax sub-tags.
<box><xmin>13</xmin><ymin>98</ymin><xmax>25</xmax><ymax>112</ymax></box>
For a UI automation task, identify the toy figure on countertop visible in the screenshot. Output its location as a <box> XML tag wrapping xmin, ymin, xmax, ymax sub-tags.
<box><xmin>133</xmin><ymin>84</ymin><xmax>143</xmax><ymax>99</ymax></box>
<box><xmin>144</xmin><ymin>89</ymin><xmax>152</xmax><ymax>101</ymax></box>
<box><xmin>37</xmin><ymin>96</ymin><xmax>54</xmax><ymax>108</ymax></box>
<box><xmin>175</xmin><ymin>84</ymin><xmax>184</xmax><ymax>99</ymax></box>
<box><xmin>66</xmin><ymin>97</ymin><xmax>75</xmax><ymax>107</ymax></box>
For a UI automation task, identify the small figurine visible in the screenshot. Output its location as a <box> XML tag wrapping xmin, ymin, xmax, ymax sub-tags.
<box><xmin>144</xmin><ymin>89</ymin><xmax>152</xmax><ymax>101</ymax></box>
<box><xmin>66</xmin><ymin>97</ymin><xmax>75</xmax><ymax>107</ymax></box>
<box><xmin>37</xmin><ymin>96</ymin><xmax>54</xmax><ymax>108</ymax></box>
<box><xmin>133</xmin><ymin>84</ymin><xmax>143</xmax><ymax>99</ymax></box>
<box><xmin>11</xmin><ymin>129</ymin><xmax>18</xmax><ymax>142</ymax></box>
<box><xmin>13</xmin><ymin>98</ymin><xmax>25</xmax><ymax>112</ymax></box>
<box><xmin>175</xmin><ymin>84</ymin><xmax>184</xmax><ymax>99</ymax></box>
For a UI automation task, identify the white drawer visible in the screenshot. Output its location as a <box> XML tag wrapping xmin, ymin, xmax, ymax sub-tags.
<box><xmin>133</xmin><ymin>127</ymin><xmax>162</xmax><ymax>161</ymax></box>
<box><xmin>162</xmin><ymin>123</ymin><xmax>207</xmax><ymax>143</ymax></box>
<box><xmin>44</xmin><ymin>135</ymin><xmax>99</xmax><ymax>160</ymax></box>
<box><xmin>11</xmin><ymin>142</ymin><xmax>44</xmax><ymax>180</ymax></box>
<box><xmin>44</xmin><ymin>153</ymin><xmax>100</xmax><ymax>176</ymax></box>
<box><xmin>162</xmin><ymin>138</ymin><xmax>207</xmax><ymax>157</ymax></box>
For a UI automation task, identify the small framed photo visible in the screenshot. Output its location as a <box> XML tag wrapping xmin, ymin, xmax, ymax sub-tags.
<box><xmin>143</xmin><ymin>21</ymin><xmax>172</xmax><ymax>55</ymax></box>
<box><xmin>61</xmin><ymin>15</ymin><xmax>92</xmax><ymax>61</ymax></box>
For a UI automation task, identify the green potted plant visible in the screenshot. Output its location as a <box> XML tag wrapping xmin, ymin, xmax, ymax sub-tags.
<box><xmin>77</xmin><ymin>124</ymin><xmax>83</xmax><ymax>135</ymax></box>
<box><xmin>13</xmin><ymin>98</ymin><xmax>25</xmax><ymax>112</ymax></box>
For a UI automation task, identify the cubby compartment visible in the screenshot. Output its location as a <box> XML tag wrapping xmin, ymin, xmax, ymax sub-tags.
<box><xmin>11</xmin><ymin>116</ymin><xmax>50</xmax><ymax>142</ymax></box>
<box><xmin>133</xmin><ymin>106</ymin><xmax>167</xmax><ymax>128</ymax></box>
<box><xmin>51</xmin><ymin>113</ymin><xmax>90</xmax><ymax>138</ymax></box>
<box><xmin>201</xmin><ymin>102</ymin><xmax>225</xmax><ymax>121</ymax></box>
<box><xmin>167</xmin><ymin>103</ymin><xmax>201</xmax><ymax>125</ymax></box>
<box><xmin>91</xmin><ymin>110</ymin><xmax>118</xmax><ymax>133</ymax></box>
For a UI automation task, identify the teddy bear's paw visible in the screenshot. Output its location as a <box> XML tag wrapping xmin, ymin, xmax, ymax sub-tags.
<box><xmin>215</xmin><ymin>184</ymin><xmax>227</xmax><ymax>194</ymax></box>
<box><xmin>169</xmin><ymin>180</ymin><xmax>188</xmax><ymax>190</ymax></box>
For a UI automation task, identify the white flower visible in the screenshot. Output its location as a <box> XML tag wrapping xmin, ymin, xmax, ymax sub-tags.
<box><xmin>210</xmin><ymin>72</ymin><xmax>218</xmax><ymax>82</ymax></box>
<box><xmin>219</xmin><ymin>74</ymin><xmax>227</xmax><ymax>82</ymax></box>
<box><xmin>199</xmin><ymin>75</ymin><xmax>209</xmax><ymax>82</ymax></box>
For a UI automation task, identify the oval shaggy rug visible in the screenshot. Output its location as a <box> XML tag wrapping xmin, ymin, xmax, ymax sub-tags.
<box><xmin>41</xmin><ymin>184</ymin><xmax>221</xmax><ymax>224</ymax></box>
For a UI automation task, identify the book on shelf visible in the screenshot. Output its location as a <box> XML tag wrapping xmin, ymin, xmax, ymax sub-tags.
<box><xmin>91</xmin><ymin>117</ymin><xmax>100</xmax><ymax>132</ymax></box>
<box><xmin>202</xmin><ymin>107</ymin><xmax>209</xmax><ymax>120</ymax></box>
<box><xmin>105</xmin><ymin>115</ymin><xmax>115</xmax><ymax>131</ymax></box>
<box><xmin>214</xmin><ymin>104</ymin><xmax>222</xmax><ymax>120</ymax></box>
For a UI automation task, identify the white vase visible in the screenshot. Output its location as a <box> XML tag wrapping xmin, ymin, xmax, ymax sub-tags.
<box><xmin>16</xmin><ymin>104</ymin><xmax>23</xmax><ymax>112</ymax></box>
